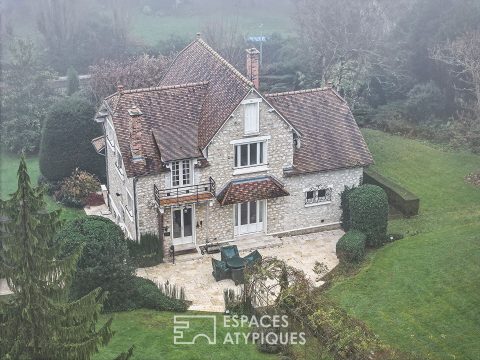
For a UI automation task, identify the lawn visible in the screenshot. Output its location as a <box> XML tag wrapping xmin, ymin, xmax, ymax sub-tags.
<box><xmin>327</xmin><ymin>130</ymin><xmax>480</xmax><ymax>359</ymax></box>
<box><xmin>93</xmin><ymin>310</ymin><xmax>276</xmax><ymax>360</ymax></box>
<box><xmin>0</xmin><ymin>152</ymin><xmax>84</xmax><ymax>221</ymax></box>
<box><xmin>131</xmin><ymin>9</ymin><xmax>293</xmax><ymax>46</ymax></box>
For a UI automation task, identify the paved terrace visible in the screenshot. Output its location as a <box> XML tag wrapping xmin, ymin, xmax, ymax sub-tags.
<box><xmin>137</xmin><ymin>229</ymin><xmax>342</xmax><ymax>312</ymax></box>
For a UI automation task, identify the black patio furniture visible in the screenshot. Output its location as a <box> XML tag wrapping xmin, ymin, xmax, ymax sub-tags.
<box><xmin>243</xmin><ymin>250</ymin><xmax>262</xmax><ymax>266</ymax></box>
<box><xmin>211</xmin><ymin>258</ymin><xmax>231</xmax><ymax>281</ymax></box>
<box><xmin>220</xmin><ymin>245</ymin><xmax>239</xmax><ymax>262</ymax></box>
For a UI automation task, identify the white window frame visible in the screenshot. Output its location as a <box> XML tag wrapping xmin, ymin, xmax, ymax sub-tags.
<box><xmin>170</xmin><ymin>159</ymin><xmax>192</xmax><ymax>188</ymax></box>
<box><xmin>125</xmin><ymin>188</ymin><xmax>134</xmax><ymax>220</ymax></box>
<box><xmin>234</xmin><ymin>141</ymin><xmax>266</xmax><ymax>169</ymax></box>
<box><xmin>304</xmin><ymin>185</ymin><xmax>333</xmax><ymax>207</ymax></box>
<box><xmin>105</xmin><ymin>118</ymin><xmax>115</xmax><ymax>151</ymax></box>
<box><xmin>243</xmin><ymin>98</ymin><xmax>261</xmax><ymax>135</ymax></box>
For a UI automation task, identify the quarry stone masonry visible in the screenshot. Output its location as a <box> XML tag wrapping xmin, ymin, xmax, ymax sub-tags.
<box><xmin>94</xmin><ymin>38</ymin><xmax>373</xmax><ymax>253</ymax></box>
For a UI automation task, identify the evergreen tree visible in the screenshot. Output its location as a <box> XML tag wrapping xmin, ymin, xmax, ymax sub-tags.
<box><xmin>67</xmin><ymin>66</ymin><xmax>80</xmax><ymax>96</ymax></box>
<box><xmin>39</xmin><ymin>95</ymin><xmax>105</xmax><ymax>182</ymax></box>
<box><xmin>0</xmin><ymin>157</ymin><xmax>114</xmax><ymax>360</ymax></box>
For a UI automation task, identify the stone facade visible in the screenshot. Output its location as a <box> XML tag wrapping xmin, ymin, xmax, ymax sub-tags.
<box><xmin>104</xmin><ymin>91</ymin><xmax>364</xmax><ymax>247</ymax></box>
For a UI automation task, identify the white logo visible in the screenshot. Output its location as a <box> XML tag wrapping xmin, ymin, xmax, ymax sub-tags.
<box><xmin>173</xmin><ymin>315</ymin><xmax>217</xmax><ymax>345</ymax></box>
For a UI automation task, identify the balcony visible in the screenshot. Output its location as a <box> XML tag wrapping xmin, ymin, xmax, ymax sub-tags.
<box><xmin>154</xmin><ymin>177</ymin><xmax>216</xmax><ymax>207</ymax></box>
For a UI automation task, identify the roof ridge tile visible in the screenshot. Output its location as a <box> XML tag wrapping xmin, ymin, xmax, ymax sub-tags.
<box><xmin>119</xmin><ymin>81</ymin><xmax>209</xmax><ymax>95</ymax></box>
<box><xmin>196</xmin><ymin>39</ymin><xmax>253</xmax><ymax>88</ymax></box>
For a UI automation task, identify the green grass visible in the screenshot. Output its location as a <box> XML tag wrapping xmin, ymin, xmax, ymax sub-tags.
<box><xmin>0</xmin><ymin>152</ymin><xmax>84</xmax><ymax>221</ymax></box>
<box><xmin>327</xmin><ymin>130</ymin><xmax>480</xmax><ymax>360</ymax></box>
<box><xmin>131</xmin><ymin>10</ymin><xmax>293</xmax><ymax>46</ymax></box>
<box><xmin>93</xmin><ymin>310</ymin><xmax>276</xmax><ymax>360</ymax></box>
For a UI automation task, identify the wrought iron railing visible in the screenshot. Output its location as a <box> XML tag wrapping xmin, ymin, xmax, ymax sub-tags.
<box><xmin>154</xmin><ymin>177</ymin><xmax>216</xmax><ymax>206</ymax></box>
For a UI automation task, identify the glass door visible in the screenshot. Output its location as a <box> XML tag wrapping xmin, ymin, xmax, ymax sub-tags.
<box><xmin>234</xmin><ymin>200</ymin><xmax>265</xmax><ymax>236</ymax></box>
<box><xmin>172</xmin><ymin>206</ymin><xmax>194</xmax><ymax>245</ymax></box>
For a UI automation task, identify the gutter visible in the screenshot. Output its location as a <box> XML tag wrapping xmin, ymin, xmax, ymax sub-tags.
<box><xmin>133</xmin><ymin>177</ymin><xmax>140</xmax><ymax>241</ymax></box>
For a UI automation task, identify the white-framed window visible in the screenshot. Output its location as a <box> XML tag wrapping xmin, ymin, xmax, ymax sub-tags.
<box><xmin>116</xmin><ymin>150</ymin><xmax>124</xmax><ymax>176</ymax></box>
<box><xmin>234</xmin><ymin>142</ymin><xmax>266</xmax><ymax>168</ymax></box>
<box><xmin>125</xmin><ymin>189</ymin><xmax>134</xmax><ymax>218</ymax></box>
<box><xmin>106</xmin><ymin>119</ymin><xmax>115</xmax><ymax>150</ymax></box>
<box><xmin>304</xmin><ymin>187</ymin><xmax>332</xmax><ymax>206</ymax></box>
<box><xmin>244</xmin><ymin>101</ymin><xmax>260</xmax><ymax>134</ymax></box>
<box><xmin>171</xmin><ymin>160</ymin><xmax>191</xmax><ymax>187</ymax></box>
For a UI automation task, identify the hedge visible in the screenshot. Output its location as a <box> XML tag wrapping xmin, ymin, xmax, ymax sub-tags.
<box><xmin>56</xmin><ymin>217</ymin><xmax>187</xmax><ymax>312</ymax></box>
<box><xmin>336</xmin><ymin>230</ymin><xmax>366</xmax><ymax>263</ymax></box>
<box><xmin>348</xmin><ymin>185</ymin><xmax>389</xmax><ymax>247</ymax></box>
<box><xmin>39</xmin><ymin>95</ymin><xmax>105</xmax><ymax>182</ymax></box>
<box><xmin>128</xmin><ymin>233</ymin><xmax>164</xmax><ymax>268</ymax></box>
<box><xmin>56</xmin><ymin>216</ymin><xmax>134</xmax><ymax>310</ymax></box>
<box><xmin>364</xmin><ymin>169</ymin><xmax>419</xmax><ymax>217</ymax></box>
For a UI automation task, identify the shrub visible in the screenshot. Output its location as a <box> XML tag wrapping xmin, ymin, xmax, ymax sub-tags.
<box><xmin>348</xmin><ymin>185</ymin><xmax>389</xmax><ymax>247</ymax></box>
<box><xmin>56</xmin><ymin>169</ymin><xmax>100</xmax><ymax>208</ymax></box>
<box><xmin>131</xmin><ymin>277</ymin><xmax>188</xmax><ymax>312</ymax></box>
<box><xmin>56</xmin><ymin>216</ymin><xmax>134</xmax><ymax>311</ymax></box>
<box><xmin>406</xmin><ymin>81</ymin><xmax>445</xmax><ymax>123</ymax></box>
<box><xmin>339</xmin><ymin>185</ymin><xmax>356</xmax><ymax>231</ymax></box>
<box><xmin>39</xmin><ymin>95</ymin><xmax>105</xmax><ymax>182</ymax></box>
<box><xmin>128</xmin><ymin>233</ymin><xmax>164</xmax><ymax>268</ymax></box>
<box><xmin>66</xmin><ymin>66</ymin><xmax>80</xmax><ymax>96</ymax></box>
<box><xmin>85</xmin><ymin>192</ymin><xmax>105</xmax><ymax>207</ymax></box>
<box><xmin>336</xmin><ymin>230</ymin><xmax>366</xmax><ymax>263</ymax></box>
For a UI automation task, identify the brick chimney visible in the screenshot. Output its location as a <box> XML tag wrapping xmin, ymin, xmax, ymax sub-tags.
<box><xmin>246</xmin><ymin>48</ymin><xmax>260</xmax><ymax>89</ymax></box>
<box><xmin>128</xmin><ymin>106</ymin><xmax>145</xmax><ymax>163</ymax></box>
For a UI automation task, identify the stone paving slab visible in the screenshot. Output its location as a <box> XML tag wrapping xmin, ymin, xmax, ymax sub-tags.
<box><xmin>137</xmin><ymin>229</ymin><xmax>342</xmax><ymax>312</ymax></box>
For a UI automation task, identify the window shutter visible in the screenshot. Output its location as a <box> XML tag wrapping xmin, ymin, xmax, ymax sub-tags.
<box><xmin>244</xmin><ymin>103</ymin><xmax>259</xmax><ymax>133</ymax></box>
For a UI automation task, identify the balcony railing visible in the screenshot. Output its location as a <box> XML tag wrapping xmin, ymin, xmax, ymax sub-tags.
<box><xmin>154</xmin><ymin>177</ymin><xmax>216</xmax><ymax>207</ymax></box>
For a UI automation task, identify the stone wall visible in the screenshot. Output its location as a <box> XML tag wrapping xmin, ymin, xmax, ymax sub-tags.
<box><xmin>104</xmin><ymin>116</ymin><xmax>137</xmax><ymax>240</ymax></box>
<box><xmin>106</xmin><ymin>90</ymin><xmax>364</xmax><ymax>247</ymax></box>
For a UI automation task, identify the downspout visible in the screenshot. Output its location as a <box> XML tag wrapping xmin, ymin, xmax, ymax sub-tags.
<box><xmin>105</xmin><ymin>124</ymin><xmax>111</xmax><ymax>210</ymax></box>
<box><xmin>133</xmin><ymin>177</ymin><xmax>139</xmax><ymax>241</ymax></box>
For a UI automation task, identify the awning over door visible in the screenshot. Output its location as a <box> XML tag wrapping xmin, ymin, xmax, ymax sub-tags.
<box><xmin>216</xmin><ymin>176</ymin><xmax>289</xmax><ymax>206</ymax></box>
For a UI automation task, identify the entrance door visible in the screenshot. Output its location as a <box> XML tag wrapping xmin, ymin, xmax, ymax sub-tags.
<box><xmin>234</xmin><ymin>200</ymin><xmax>265</xmax><ymax>236</ymax></box>
<box><xmin>172</xmin><ymin>206</ymin><xmax>194</xmax><ymax>245</ymax></box>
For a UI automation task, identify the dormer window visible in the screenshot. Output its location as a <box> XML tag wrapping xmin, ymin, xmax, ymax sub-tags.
<box><xmin>171</xmin><ymin>160</ymin><xmax>191</xmax><ymax>187</ymax></box>
<box><xmin>243</xmin><ymin>99</ymin><xmax>261</xmax><ymax>134</ymax></box>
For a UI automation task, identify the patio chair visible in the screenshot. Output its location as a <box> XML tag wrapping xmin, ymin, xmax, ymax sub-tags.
<box><xmin>220</xmin><ymin>245</ymin><xmax>239</xmax><ymax>262</ymax></box>
<box><xmin>243</xmin><ymin>250</ymin><xmax>262</xmax><ymax>267</ymax></box>
<box><xmin>212</xmin><ymin>258</ymin><xmax>231</xmax><ymax>281</ymax></box>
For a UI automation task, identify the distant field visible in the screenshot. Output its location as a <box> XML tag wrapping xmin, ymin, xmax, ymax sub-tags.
<box><xmin>131</xmin><ymin>10</ymin><xmax>293</xmax><ymax>46</ymax></box>
<box><xmin>6</xmin><ymin>1</ymin><xmax>294</xmax><ymax>48</ymax></box>
<box><xmin>0</xmin><ymin>152</ymin><xmax>84</xmax><ymax>221</ymax></box>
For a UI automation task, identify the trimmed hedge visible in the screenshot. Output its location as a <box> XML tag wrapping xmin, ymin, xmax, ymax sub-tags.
<box><xmin>128</xmin><ymin>233</ymin><xmax>164</xmax><ymax>268</ymax></box>
<box><xmin>57</xmin><ymin>217</ymin><xmax>187</xmax><ymax>312</ymax></box>
<box><xmin>56</xmin><ymin>216</ymin><xmax>134</xmax><ymax>310</ymax></box>
<box><xmin>339</xmin><ymin>185</ymin><xmax>356</xmax><ymax>231</ymax></box>
<box><xmin>364</xmin><ymin>169</ymin><xmax>419</xmax><ymax>217</ymax></box>
<box><xmin>336</xmin><ymin>230</ymin><xmax>367</xmax><ymax>263</ymax></box>
<box><xmin>39</xmin><ymin>95</ymin><xmax>105</xmax><ymax>182</ymax></box>
<box><xmin>348</xmin><ymin>185</ymin><xmax>389</xmax><ymax>247</ymax></box>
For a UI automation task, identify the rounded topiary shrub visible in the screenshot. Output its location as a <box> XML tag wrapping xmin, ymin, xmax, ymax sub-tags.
<box><xmin>348</xmin><ymin>185</ymin><xmax>388</xmax><ymax>247</ymax></box>
<box><xmin>336</xmin><ymin>230</ymin><xmax>367</xmax><ymax>263</ymax></box>
<box><xmin>56</xmin><ymin>216</ymin><xmax>134</xmax><ymax>310</ymax></box>
<box><xmin>39</xmin><ymin>95</ymin><xmax>105</xmax><ymax>182</ymax></box>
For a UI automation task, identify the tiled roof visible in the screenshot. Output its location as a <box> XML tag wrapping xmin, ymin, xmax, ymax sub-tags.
<box><xmin>160</xmin><ymin>39</ymin><xmax>252</xmax><ymax>149</ymax></box>
<box><xmin>266</xmin><ymin>88</ymin><xmax>373</xmax><ymax>174</ymax></box>
<box><xmin>216</xmin><ymin>176</ymin><xmax>289</xmax><ymax>206</ymax></box>
<box><xmin>106</xmin><ymin>82</ymin><xmax>209</xmax><ymax>177</ymax></box>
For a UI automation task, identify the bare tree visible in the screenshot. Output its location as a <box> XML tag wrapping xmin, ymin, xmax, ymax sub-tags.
<box><xmin>88</xmin><ymin>54</ymin><xmax>171</xmax><ymax>102</ymax></box>
<box><xmin>431</xmin><ymin>31</ymin><xmax>480</xmax><ymax>113</ymax></box>
<box><xmin>201</xmin><ymin>17</ymin><xmax>246</xmax><ymax>69</ymax></box>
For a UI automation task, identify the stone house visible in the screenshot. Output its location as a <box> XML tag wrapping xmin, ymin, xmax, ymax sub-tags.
<box><xmin>92</xmin><ymin>36</ymin><xmax>373</xmax><ymax>256</ymax></box>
